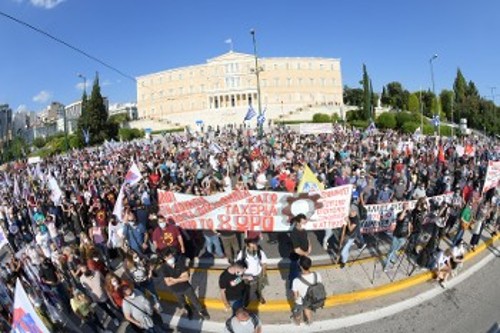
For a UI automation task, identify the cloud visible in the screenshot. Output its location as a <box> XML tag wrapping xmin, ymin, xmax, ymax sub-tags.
<box><xmin>75</xmin><ymin>81</ymin><xmax>91</xmax><ymax>91</ymax></box>
<box><xmin>16</xmin><ymin>104</ymin><xmax>29</xmax><ymax>113</ymax></box>
<box><xmin>33</xmin><ymin>90</ymin><xmax>52</xmax><ymax>103</ymax></box>
<box><xmin>29</xmin><ymin>0</ymin><xmax>66</xmax><ymax>9</ymax></box>
<box><xmin>101</xmin><ymin>79</ymin><xmax>112</xmax><ymax>87</ymax></box>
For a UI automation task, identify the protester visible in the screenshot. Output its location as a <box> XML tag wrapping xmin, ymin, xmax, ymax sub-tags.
<box><xmin>383</xmin><ymin>203</ymin><xmax>412</xmax><ymax>272</ymax></box>
<box><xmin>289</xmin><ymin>214</ymin><xmax>311</xmax><ymax>283</ymax></box>
<box><xmin>121</xmin><ymin>285</ymin><xmax>156</xmax><ymax>333</ymax></box>
<box><xmin>70</xmin><ymin>289</ymin><xmax>108</xmax><ymax>333</ymax></box>
<box><xmin>158</xmin><ymin>247</ymin><xmax>210</xmax><ymax>319</ymax></box>
<box><xmin>339</xmin><ymin>202</ymin><xmax>366</xmax><ymax>269</ymax></box>
<box><xmin>236</xmin><ymin>238</ymin><xmax>268</xmax><ymax>304</ymax></box>
<box><xmin>124</xmin><ymin>252</ymin><xmax>162</xmax><ymax>312</ymax></box>
<box><xmin>224</xmin><ymin>307</ymin><xmax>262</xmax><ymax>333</ymax></box>
<box><xmin>152</xmin><ymin>215</ymin><xmax>185</xmax><ymax>255</ymax></box>
<box><xmin>291</xmin><ymin>256</ymin><xmax>323</xmax><ymax>325</ymax></box>
<box><xmin>219</xmin><ymin>261</ymin><xmax>249</xmax><ymax>313</ymax></box>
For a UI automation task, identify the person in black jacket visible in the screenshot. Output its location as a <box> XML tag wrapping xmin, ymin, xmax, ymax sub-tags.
<box><xmin>383</xmin><ymin>203</ymin><xmax>412</xmax><ymax>272</ymax></box>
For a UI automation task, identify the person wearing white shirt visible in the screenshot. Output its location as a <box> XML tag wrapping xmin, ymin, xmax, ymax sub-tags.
<box><xmin>291</xmin><ymin>256</ymin><xmax>322</xmax><ymax>325</ymax></box>
<box><xmin>236</xmin><ymin>239</ymin><xmax>268</xmax><ymax>304</ymax></box>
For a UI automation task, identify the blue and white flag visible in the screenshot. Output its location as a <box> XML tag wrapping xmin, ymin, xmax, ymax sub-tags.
<box><xmin>257</xmin><ymin>108</ymin><xmax>266</xmax><ymax>126</ymax></box>
<box><xmin>244</xmin><ymin>105</ymin><xmax>256</xmax><ymax>121</ymax></box>
<box><xmin>82</xmin><ymin>128</ymin><xmax>90</xmax><ymax>145</ymax></box>
<box><xmin>366</xmin><ymin>121</ymin><xmax>376</xmax><ymax>132</ymax></box>
<box><xmin>432</xmin><ymin>115</ymin><xmax>440</xmax><ymax>127</ymax></box>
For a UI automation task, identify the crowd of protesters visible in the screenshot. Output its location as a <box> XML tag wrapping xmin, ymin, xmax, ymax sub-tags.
<box><xmin>0</xmin><ymin>123</ymin><xmax>498</xmax><ymax>331</ymax></box>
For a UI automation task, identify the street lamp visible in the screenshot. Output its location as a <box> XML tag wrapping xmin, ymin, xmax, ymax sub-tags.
<box><xmin>429</xmin><ymin>54</ymin><xmax>439</xmax><ymax>135</ymax></box>
<box><xmin>77</xmin><ymin>73</ymin><xmax>87</xmax><ymax>145</ymax></box>
<box><xmin>250</xmin><ymin>29</ymin><xmax>263</xmax><ymax>138</ymax></box>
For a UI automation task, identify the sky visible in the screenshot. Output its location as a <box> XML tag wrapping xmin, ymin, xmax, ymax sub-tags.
<box><xmin>0</xmin><ymin>0</ymin><xmax>499</xmax><ymax>114</ymax></box>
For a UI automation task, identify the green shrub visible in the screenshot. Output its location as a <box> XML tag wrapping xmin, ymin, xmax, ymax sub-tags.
<box><xmin>151</xmin><ymin>127</ymin><xmax>185</xmax><ymax>135</ymax></box>
<box><xmin>32</xmin><ymin>137</ymin><xmax>46</xmax><ymax>149</ymax></box>
<box><xmin>401</xmin><ymin>122</ymin><xmax>420</xmax><ymax>134</ymax></box>
<box><xmin>119</xmin><ymin>128</ymin><xmax>145</xmax><ymax>141</ymax></box>
<box><xmin>312</xmin><ymin>113</ymin><xmax>331</xmax><ymax>123</ymax></box>
<box><xmin>331</xmin><ymin>113</ymin><xmax>341</xmax><ymax>123</ymax></box>
<box><xmin>395</xmin><ymin>112</ymin><xmax>421</xmax><ymax>129</ymax></box>
<box><xmin>346</xmin><ymin>109</ymin><xmax>363</xmax><ymax>122</ymax></box>
<box><xmin>280</xmin><ymin>120</ymin><xmax>314</xmax><ymax>125</ymax></box>
<box><xmin>349</xmin><ymin>120</ymin><xmax>369</xmax><ymax>128</ymax></box>
<box><xmin>375</xmin><ymin>112</ymin><xmax>397</xmax><ymax>129</ymax></box>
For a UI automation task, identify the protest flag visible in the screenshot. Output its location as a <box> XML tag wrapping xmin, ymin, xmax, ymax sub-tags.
<box><xmin>297</xmin><ymin>164</ymin><xmax>325</xmax><ymax>193</ymax></box>
<box><xmin>113</xmin><ymin>162</ymin><xmax>143</xmax><ymax>220</ymax></box>
<box><xmin>244</xmin><ymin>105</ymin><xmax>256</xmax><ymax>121</ymax></box>
<box><xmin>11</xmin><ymin>279</ymin><xmax>51</xmax><ymax>333</ymax></box>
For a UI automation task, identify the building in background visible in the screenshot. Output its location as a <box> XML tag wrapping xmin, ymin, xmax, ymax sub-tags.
<box><xmin>137</xmin><ymin>51</ymin><xmax>342</xmax><ymax>127</ymax></box>
<box><xmin>0</xmin><ymin>104</ymin><xmax>13</xmax><ymax>149</ymax></box>
<box><xmin>12</xmin><ymin>108</ymin><xmax>33</xmax><ymax>143</ymax></box>
<box><xmin>109</xmin><ymin>102</ymin><xmax>138</xmax><ymax>120</ymax></box>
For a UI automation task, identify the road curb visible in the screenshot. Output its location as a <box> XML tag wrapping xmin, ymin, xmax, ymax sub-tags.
<box><xmin>158</xmin><ymin>233</ymin><xmax>499</xmax><ymax>312</ymax></box>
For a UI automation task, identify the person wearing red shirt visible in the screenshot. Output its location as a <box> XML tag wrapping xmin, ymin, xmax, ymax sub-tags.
<box><xmin>152</xmin><ymin>216</ymin><xmax>185</xmax><ymax>254</ymax></box>
<box><xmin>105</xmin><ymin>273</ymin><xmax>130</xmax><ymax>309</ymax></box>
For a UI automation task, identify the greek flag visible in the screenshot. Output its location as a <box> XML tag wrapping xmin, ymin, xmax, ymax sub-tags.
<box><xmin>367</xmin><ymin>121</ymin><xmax>376</xmax><ymax>132</ymax></box>
<box><xmin>257</xmin><ymin>108</ymin><xmax>266</xmax><ymax>126</ymax></box>
<box><xmin>244</xmin><ymin>105</ymin><xmax>256</xmax><ymax>121</ymax></box>
<box><xmin>432</xmin><ymin>115</ymin><xmax>440</xmax><ymax>127</ymax></box>
<box><xmin>82</xmin><ymin>128</ymin><xmax>90</xmax><ymax>145</ymax></box>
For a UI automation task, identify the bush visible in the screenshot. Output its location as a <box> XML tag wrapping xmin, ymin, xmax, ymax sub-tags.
<box><xmin>119</xmin><ymin>128</ymin><xmax>145</xmax><ymax>141</ymax></box>
<box><xmin>279</xmin><ymin>120</ymin><xmax>314</xmax><ymax>125</ymax></box>
<box><xmin>349</xmin><ymin>120</ymin><xmax>369</xmax><ymax>128</ymax></box>
<box><xmin>69</xmin><ymin>135</ymin><xmax>84</xmax><ymax>149</ymax></box>
<box><xmin>312</xmin><ymin>113</ymin><xmax>331</xmax><ymax>123</ymax></box>
<box><xmin>401</xmin><ymin>122</ymin><xmax>420</xmax><ymax>134</ymax></box>
<box><xmin>151</xmin><ymin>127</ymin><xmax>185</xmax><ymax>135</ymax></box>
<box><xmin>376</xmin><ymin>112</ymin><xmax>397</xmax><ymax>129</ymax></box>
<box><xmin>395</xmin><ymin>112</ymin><xmax>421</xmax><ymax>129</ymax></box>
<box><xmin>32</xmin><ymin>137</ymin><xmax>46</xmax><ymax>149</ymax></box>
<box><xmin>331</xmin><ymin>113</ymin><xmax>341</xmax><ymax>123</ymax></box>
<box><xmin>346</xmin><ymin>109</ymin><xmax>363</xmax><ymax>122</ymax></box>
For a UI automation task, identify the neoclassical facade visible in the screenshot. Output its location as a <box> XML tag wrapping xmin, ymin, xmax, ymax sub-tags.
<box><xmin>137</xmin><ymin>51</ymin><xmax>342</xmax><ymax>125</ymax></box>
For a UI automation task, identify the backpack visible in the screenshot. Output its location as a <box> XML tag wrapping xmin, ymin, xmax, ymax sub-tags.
<box><xmin>225</xmin><ymin>312</ymin><xmax>259</xmax><ymax>333</ymax></box>
<box><xmin>241</xmin><ymin>246</ymin><xmax>262</xmax><ymax>262</ymax></box>
<box><xmin>299</xmin><ymin>272</ymin><xmax>326</xmax><ymax>310</ymax></box>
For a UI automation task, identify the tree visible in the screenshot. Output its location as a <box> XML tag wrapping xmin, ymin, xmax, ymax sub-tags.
<box><xmin>362</xmin><ymin>64</ymin><xmax>371</xmax><ymax>120</ymax></box>
<box><xmin>375</xmin><ymin>112</ymin><xmax>397</xmax><ymax>129</ymax></box>
<box><xmin>381</xmin><ymin>86</ymin><xmax>390</xmax><ymax>106</ymax></box>
<box><xmin>343</xmin><ymin>86</ymin><xmax>364</xmax><ymax>107</ymax></box>
<box><xmin>385</xmin><ymin>82</ymin><xmax>408</xmax><ymax>111</ymax></box>
<box><xmin>439</xmin><ymin>90</ymin><xmax>454</xmax><ymax>121</ymax></box>
<box><xmin>77</xmin><ymin>72</ymin><xmax>108</xmax><ymax>145</ymax></box>
<box><xmin>453</xmin><ymin>68</ymin><xmax>467</xmax><ymax>106</ymax></box>
<box><xmin>408</xmin><ymin>93</ymin><xmax>420</xmax><ymax>112</ymax></box>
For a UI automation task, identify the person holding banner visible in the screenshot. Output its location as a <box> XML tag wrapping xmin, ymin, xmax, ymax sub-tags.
<box><xmin>383</xmin><ymin>203</ymin><xmax>412</xmax><ymax>272</ymax></box>
<box><xmin>339</xmin><ymin>204</ymin><xmax>366</xmax><ymax>269</ymax></box>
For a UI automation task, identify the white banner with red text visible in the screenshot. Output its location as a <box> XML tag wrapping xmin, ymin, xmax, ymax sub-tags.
<box><xmin>158</xmin><ymin>185</ymin><xmax>353</xmax><ymax>232</ymax></box>
<box><xmin>482</xmin><ymin>160</ymin><xmax>500</xmax><ymax>194</ymax></box>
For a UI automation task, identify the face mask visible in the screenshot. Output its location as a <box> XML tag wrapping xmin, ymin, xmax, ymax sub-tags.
<box><xmin>166</xmin><ymin>257</ymin><xmax>175</xmax><ymax>266</ymax></box>
<box><xmin>249</xmin><ymin>250</ymin><xmax>258</xmax><ymax>256</ymax></box>
<box><xmin>83</xmin><ymin>271</ymin><xmax>92</xmax><ymax>277</ymax></box>
<box><xmin>236</xmin><ymin>271</ymin><xmax>243</xmax><ymax>276</ymax></box>
<box><xmin>93</xmin><ymin>257</ymin><xmax>99</xmax><ymax>261</ymax></box>
<box><xmin>92</xmin><ymin>222</ymin><xmax>97</xmax><ymax>227</ymax></box>
<box><xmin>159</xmin><ymin>222</ymin><xmax>166</xmax><ymax>229</ymax></box>
<box><xmin>128</xmin><ymin>292</ymin><xmax>135</xmax><ymax>299</ymax></box>
<box><xmin>133</xmin><ymin>257</ymin><xmax>140</xmax><ymax>263</ymax></box>
<box><xmin>111</xmin><ymin>281</ymin><xmax>119</xmax><ymax>287</ymax></box>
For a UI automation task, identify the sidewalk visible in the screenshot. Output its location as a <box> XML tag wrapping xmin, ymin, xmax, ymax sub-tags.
<box><xmin>150</xmin><ymin>227</ymin><xmax>499</xmax><ymax>326</ymax></box>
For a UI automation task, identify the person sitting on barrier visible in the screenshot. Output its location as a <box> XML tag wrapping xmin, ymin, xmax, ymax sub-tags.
<box><xmin>450</xmin><ymin>241</ymin><xmax>465</xmax><ymax>276</ymax></box>
<box><xmin>219</xmin><ymin>260</ymin><xmax>250</xmax><ymax>314</ymax></box>
<box><xmin>434</xmin><ymin>248</ymin><xmax>453</xmax><ymax>288</ymax></box>
<box><xmin>224</xmin><ymin>307</ymin><xmax>262</xmax><ymax>333</ymax></box>
<box><xmin>236</xmin><ymin>238</ymin><xmax>268</xmax><ymax>304</ymax></box>
<box><xmin>383</xmin><ymin>202</ymin><xmax>412</xmax><ymax>272</ymax></box>
<box><xmin>339</xmin><ymin>203</ymin><xmax>366</xmax><ymax>269</ymax></box>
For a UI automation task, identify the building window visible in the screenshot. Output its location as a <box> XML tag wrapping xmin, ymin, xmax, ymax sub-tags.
<box><xmin>274</xmin><ymin>78</ymin><xmax>279</xmax><ymax>86</ymax></box>
<box><xmin>200</xmin><ymin>84</ymin><xmax>205</xmax><ymax>92</ymax></box>
<box><xmin>150</xmin><ymin>93</ymin><xmax>154</xmax><ymax>101</ymax></box>
<box><xmin>231</xmin><ymin>96</ymin><xmax>236</xmax><ymax>107</ymax></box>
<box><xmin>169</xmin><ymin>89</ymin><xmax>173</xmax><ymax>95</ymax></box>
<box><xmin>298</xmin><ymin>78</ymin><xmax>302</xmax><ymax>86</ymax></box>
<box><xmin>200</xmin><ymin>69</ymin><xmax>204</xmax><ymax>76</ymax></box>
<box><xmin>169</xmin><ymin>74</ymin><xmax>172</xmax><ymax>81</ymax></box>
<box><xmin>321</xmin><ymin>78</ymin><xmax>326</xmax><ymax>87</ymax></box>
<box><xmin>159</xmin><ymin>76</ymin><xmax>163</xmax><ymax>84</ymax></box>
<box><xmin>274</xmin><ymin>64</ymin><xmax>278</xmax><ymax>70</ymax></box>
<box><xmin>287</xmin><ymin>78</ymin><xmax>292</xmax><ymax>87</ymax></box>
<box><xmin>179</xmin><ymin>87</ymin><xmax>183</xmax><ymax>94</ymax></box>
<box><xmin>142</xmin><ymin>94</ymin><xmax>145</xmax><ymax>101</ymax></box>
<box><xmin>286</xmin><ymin>63</ymin><xmax>290</xmax><ymax>70</ymax></box>
<box><xmin>160</xmin><ymin>90</ymin><xmax>164</xmax><ymax>97</ymax></box>
<box><xmin>332</xmin><ymin>79</ymin><xmax>336</xmax><ymax>86</ymax></box>
<box><xmin>319</xmin><ymin>64</ymin><xmax>324</xmax><ymax>70</ymax></box>
<box><xmin>190</xmin><ymin>86</ymin><xmax>194</xmax><ymax>94</ymax></box>
<box><xmin>310</xmin><ymin>78</ymin><xmax>314</xmax><ymax>86</ymax></box>
<box><xmin>262</xmin><ymin>79</ymin><xmax>267</xmax><ymax>87</ymax></box>
<box><xmin>308</xmin><ymin>62</ymin><xmax>313</xmax><ymax>70</ymax></box>
<box><xmin>297</xmin><ymin>63</ymin><xmax>301</xmax><ymax>70</ymax></box>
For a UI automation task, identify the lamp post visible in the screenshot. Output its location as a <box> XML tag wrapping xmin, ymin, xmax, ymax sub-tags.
<box><xmin>78</xmin><ymin>73</ymin><xmax>87</xmax><ymax>145</ymax></box>
<box><xmin>429</xmin><ymin>54</ymin><xmax>438</xmax><ymax>135</ymax></box>
<box><xmin>250</xmin><ymin>29</ymin><xmax>263</xmax><ymax>138</ymax></box>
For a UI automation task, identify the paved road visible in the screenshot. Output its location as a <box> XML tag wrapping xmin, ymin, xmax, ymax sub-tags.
<box><xmin>334</xmin><ymin>253</ymin><xmax>500</xmax><ymax>333</ymax></box>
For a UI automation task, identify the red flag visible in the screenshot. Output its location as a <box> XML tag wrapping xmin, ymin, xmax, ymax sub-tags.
<box><xmin>438</xmin><ymin>146</ymin><xmax>446</xmax><ymax>163</ymax></box>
